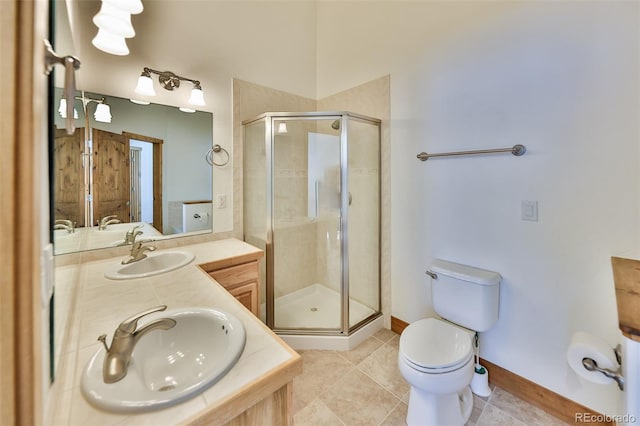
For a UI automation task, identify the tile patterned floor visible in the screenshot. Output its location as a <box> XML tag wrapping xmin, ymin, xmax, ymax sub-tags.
<box><xmin>292</xmin><ymin>329</ymin><xmax>568</xmax><ymax>426</ymax></box>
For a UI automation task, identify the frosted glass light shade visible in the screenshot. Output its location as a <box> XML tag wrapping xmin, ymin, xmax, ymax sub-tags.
<box><xmin>92</xmin><ymin>28</ymin><xmax>129</xmax><ymax>55</ymax></box>
<box><xmin>94</xmin><ymin>103</ymin><xmax>112</xmax><ymax>123</ymax></box>
<box><xmin>103</xmin><ymin>0</ymin><xmax>143</xmax><ymax>15</ymax></box>
<box><xmin>188</xmin><ymin>87</ymin><xmax>205</xmax><ymax>106</ymax></box>
<box><xmin>135</xmin><ymin>74</ymin><xmax>156</xmax><ymax>96</ymax></box>
<box><xmin>58</xmin><ymin>99</ymin><xmax>79</xmax><ymax>119</ymax></box>
<box><xmin>277</xmin><ymin>122</ymin><xmax>288</xmax><ymax>134</ymax></box>
<box><xmin>93</xmin><ymin>2</ymin><xmax>135</xmax><ymax>38</ymax></box>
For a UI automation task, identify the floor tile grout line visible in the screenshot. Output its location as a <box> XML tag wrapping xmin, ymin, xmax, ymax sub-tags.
<box><xmin>377</xmin><ymin>399</ymin><xmax>404</xmax><ymax>426</ymax></box>
<box><xmin>355</xmin><ymin>361</ymin><xmax>407</xmax><ymax>401</ymax></box>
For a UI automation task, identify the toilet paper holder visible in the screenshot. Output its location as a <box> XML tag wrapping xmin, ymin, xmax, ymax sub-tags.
<box><xmin>581</xmin><ymin>344</ymin><xmax>624</xmax><ymax>391</ymax></box>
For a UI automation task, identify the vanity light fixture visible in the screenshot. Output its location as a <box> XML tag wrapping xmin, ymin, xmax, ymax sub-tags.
<box><xmin>58</xmin><ymin>94</ymin><xmax>112</xmax><ymax>124</ymax></box>
<box><xmin>58</xmin><ymin>98</ymin><xmax>79</xmax><ymax>119</ymax></box>
<box><xmin>277</xmin><ymin>122</ymin><xmax>288</xmax><ymax>134</ymax></box>
<box><xmin>134</xmin><ymin>67</ymin><xmax>206</xmax><ymax>108</ymax></box>
<box><xmin>91</xmin><ymin>0</ymin><xmax>143</xmax><ymax>56</ymax></box>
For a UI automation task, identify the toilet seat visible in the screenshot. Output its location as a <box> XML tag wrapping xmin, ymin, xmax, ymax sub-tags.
<box><xmin>400</xmin><ymin>318</ymin><xmax>473</xmax><ymax>373</ymax></box>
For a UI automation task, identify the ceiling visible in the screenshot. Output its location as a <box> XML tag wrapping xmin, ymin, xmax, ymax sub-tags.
<box><xmin>58</xmin><ymin>0</ymin><xmax>320</xmax><ymax>111</ymax></box>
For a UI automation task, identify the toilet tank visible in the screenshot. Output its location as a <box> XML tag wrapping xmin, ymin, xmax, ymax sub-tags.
<box><xmin>430</xmin><ymin>259</ymin><xmax>501</xmax><ymax>332</ymax></box>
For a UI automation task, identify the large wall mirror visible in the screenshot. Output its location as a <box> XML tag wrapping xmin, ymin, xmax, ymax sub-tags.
<box><xmin>52</xmin><ymin>0</ymin><xmax>215</xmax><ymax>255</ymax></box>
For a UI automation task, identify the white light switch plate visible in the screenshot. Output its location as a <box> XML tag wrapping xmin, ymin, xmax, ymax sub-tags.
<box><xmin>522</xmin><ymin>200</ymin><xmax>538</xmax><ymax>222</ymax></box>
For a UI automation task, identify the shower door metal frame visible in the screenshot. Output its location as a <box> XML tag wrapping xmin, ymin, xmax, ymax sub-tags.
<box><xmin>243</xmin><ymin>111</ymin><xmax>382</xmax><ymax>336</ymax></box>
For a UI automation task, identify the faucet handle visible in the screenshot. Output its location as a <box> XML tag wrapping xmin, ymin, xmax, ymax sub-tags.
<box><xmin>118</xmin><ymin>305</ymin><xmax>168</xmax><ymax>334</ymax></box>
<box><xmin>125</xmin><ymin>225</ymin><xmax>144</xmax><ymax>243</ymax></box>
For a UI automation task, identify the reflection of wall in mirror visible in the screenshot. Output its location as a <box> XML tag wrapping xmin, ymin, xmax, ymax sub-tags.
<box><xmin>168</xmin><ymin>201</ymin><xmax>213</xmax><ymax>234</ymax></box>
<box><xmin>53</xmin><ymin>88</ymin><xmax>213</xmax><ymax>235</ymax></box>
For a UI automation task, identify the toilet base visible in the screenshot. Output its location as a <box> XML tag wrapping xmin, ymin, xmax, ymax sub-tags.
<box><xmin>406</xmin><ymin>385</ymin><xmax>473</xmax><ymax>426</ymax></box>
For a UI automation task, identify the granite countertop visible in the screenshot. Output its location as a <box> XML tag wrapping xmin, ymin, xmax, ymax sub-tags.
<box><xmin>51</xmin><ymin>238</ymin><xmax>300</xmax><ymax>425</ymax></box>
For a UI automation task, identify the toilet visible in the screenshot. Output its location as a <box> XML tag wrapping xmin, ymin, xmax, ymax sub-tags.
<box><xmin>398</xmin><ymin>259</ymin><xmax>501</xmax><ymax>426</ymax></box>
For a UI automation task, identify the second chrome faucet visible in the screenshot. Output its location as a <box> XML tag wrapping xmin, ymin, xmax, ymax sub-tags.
<box><xmin>122</xmin><ymin>230</ymin><xmax>155</xmax><ymax>265</ymax></box>
<box><xmin>98</xmin><ymin>305</ymin><xmax>176</xmax><ymax>383</ymax></box>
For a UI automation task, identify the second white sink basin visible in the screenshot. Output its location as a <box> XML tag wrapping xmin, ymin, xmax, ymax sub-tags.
<box><xmin>81</xmin><ymin>307</ymin><xmax>246</xmax><ymax>412</ymax></box>
<box><xmin>104</xmin><ymin>250</ymin><xmax>195</xmax><ymax>280</ymax></box>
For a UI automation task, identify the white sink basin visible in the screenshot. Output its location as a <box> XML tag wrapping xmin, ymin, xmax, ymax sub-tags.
<box><xmin>81</xmin><ymin>307</ymin><xmax>246</xmax><ymax>413</ymax></box>
<box><xmin>104</xmin><ymin>250</ymin><xmax>195</xmax><ymax>280</ymax></box>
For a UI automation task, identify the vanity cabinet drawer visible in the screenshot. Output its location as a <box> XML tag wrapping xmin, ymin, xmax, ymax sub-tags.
<box><xmin>208</xmin><ymin>261</ymin><xmax>258</xmax><ymax>288</ymax></box>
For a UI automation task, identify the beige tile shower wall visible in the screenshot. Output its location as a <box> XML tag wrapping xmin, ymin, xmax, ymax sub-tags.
<box><xmin>273</xmin><ymin>121</ymin><xmax>311</xmax><ymax>221</ymax></box>
<box><xmin>234</xmin><ymin>80</ymin><xmax>320</xmax><ymax>299</ymax></box>
<box><xmin>273</xmin><ymin>121</ymin><xmax>319</xmax><ymax>296</ymax></box>
<box><xmin>318</xmin><ymin>75</ymin><xmax>391</xmax><ymax>327</ymax></box>
<box><xmin>232</xmin><ymin>79</ymin><xmax>316</xmax><ymax>240</ymax></box>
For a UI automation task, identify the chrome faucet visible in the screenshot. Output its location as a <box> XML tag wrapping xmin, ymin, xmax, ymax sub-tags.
<box><xmin>122</xmin><ymin>239</ymin><xmax>156</xmax><ymax>264</ymax></box>
<box><xmin>97</xmin><ymin>305</ymin><xmax>176</xmax><ymax>384</ymax></box>
<box><xmin>54</xmin><ymin>219</ymin><xmax>75</xmax><ymax>233</ymax></box>
<box><xmin>123</xmin><ymin>224</ymin><xmax>144</xmax><ymax>245</ymax></box>
<box><xmin>97</xmin><ymin>215</ymin><xmax>121</xmax><ymax>230</ymax></box>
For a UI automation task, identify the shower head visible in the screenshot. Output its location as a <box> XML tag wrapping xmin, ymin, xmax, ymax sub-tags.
<box><xmin>331</xmin><ymin>119</ymin><xmax>340</xmax><ymax>130</ymax></box>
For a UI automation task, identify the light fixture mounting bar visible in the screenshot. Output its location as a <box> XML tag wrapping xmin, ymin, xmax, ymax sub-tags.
<box><xmin>143</xmin><ymin>67</ymin><xmax>201</xmax><ymax>91</ymax></box>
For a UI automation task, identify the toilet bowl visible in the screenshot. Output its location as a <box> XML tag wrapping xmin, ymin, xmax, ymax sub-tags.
<box><xmin>398</xmin><ymin>259</ymin><xmax>501</xmax><ymax>426</ymax></box>
<box><xmin>399</xmin><ymin>318</ymin><xmax>475</xmax><ymax>426</ymax></box>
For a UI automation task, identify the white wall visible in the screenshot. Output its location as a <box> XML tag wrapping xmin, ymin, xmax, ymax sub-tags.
<box><xmin>318</xmin><ymin>1</ymin><xmax>639</xmax><ymax>415</ymax></box>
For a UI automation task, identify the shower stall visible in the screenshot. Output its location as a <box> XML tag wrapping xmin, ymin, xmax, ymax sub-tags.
<box><xmin>243</xmin><ymin>112</ymin><xmax>381</xmax><ymax>344</ymax></box>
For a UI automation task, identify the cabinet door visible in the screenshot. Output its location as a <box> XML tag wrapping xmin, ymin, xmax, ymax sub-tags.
<box><xmin>228</xmin><ymin>282</ymin><xmax>259</xmax><ymax>317</ymax></box>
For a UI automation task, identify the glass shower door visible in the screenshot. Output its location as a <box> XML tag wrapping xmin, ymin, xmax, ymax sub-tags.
<box><xmin>272</xmin><ymin>117</ymin><xmax>343</xmax><ymax>331</ymax></box>
<box><xmin>347</xmin><ymin>117</ymin><xmax>381</xmax><ymax>328</ymax></box>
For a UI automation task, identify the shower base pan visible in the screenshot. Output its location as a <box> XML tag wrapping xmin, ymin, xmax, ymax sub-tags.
<box><xmin>266</xmin><ymin>283</ymin><xmax>383</xmax><ymax>351</ymax></box>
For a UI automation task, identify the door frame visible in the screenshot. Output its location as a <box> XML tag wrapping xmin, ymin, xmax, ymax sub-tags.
<box><xmin>123</xmin><ymin>132</ymin><xmax>163</xmax><ymax>232</ymax></box>
<box><xmin>1</xmin><ymin>0</ymin><xmax>48</xmax><ymax>424</ymax></box>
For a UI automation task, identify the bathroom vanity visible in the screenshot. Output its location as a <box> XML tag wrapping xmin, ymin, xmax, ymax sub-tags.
<box><xmin>201</xmin><ymin>255</ymin><xmax>261</xmax><ymax>318</ymax></box>
<box><xmin>50</xmin><ymin>239</ymin><xmax>301</xmax><ymax>425</ymax></box>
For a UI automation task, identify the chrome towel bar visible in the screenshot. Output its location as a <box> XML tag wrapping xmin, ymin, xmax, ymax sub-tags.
<box><xmin>417</xmin><ymin>144</ymin><xmax>526</xmax><ymax>162</ymax></box>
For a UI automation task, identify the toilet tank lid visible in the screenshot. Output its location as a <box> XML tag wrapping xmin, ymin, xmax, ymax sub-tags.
<box><xmin>431</xmin><ymin>259</ymin><xmax>501</xmax><ymax>286</ymax></box>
